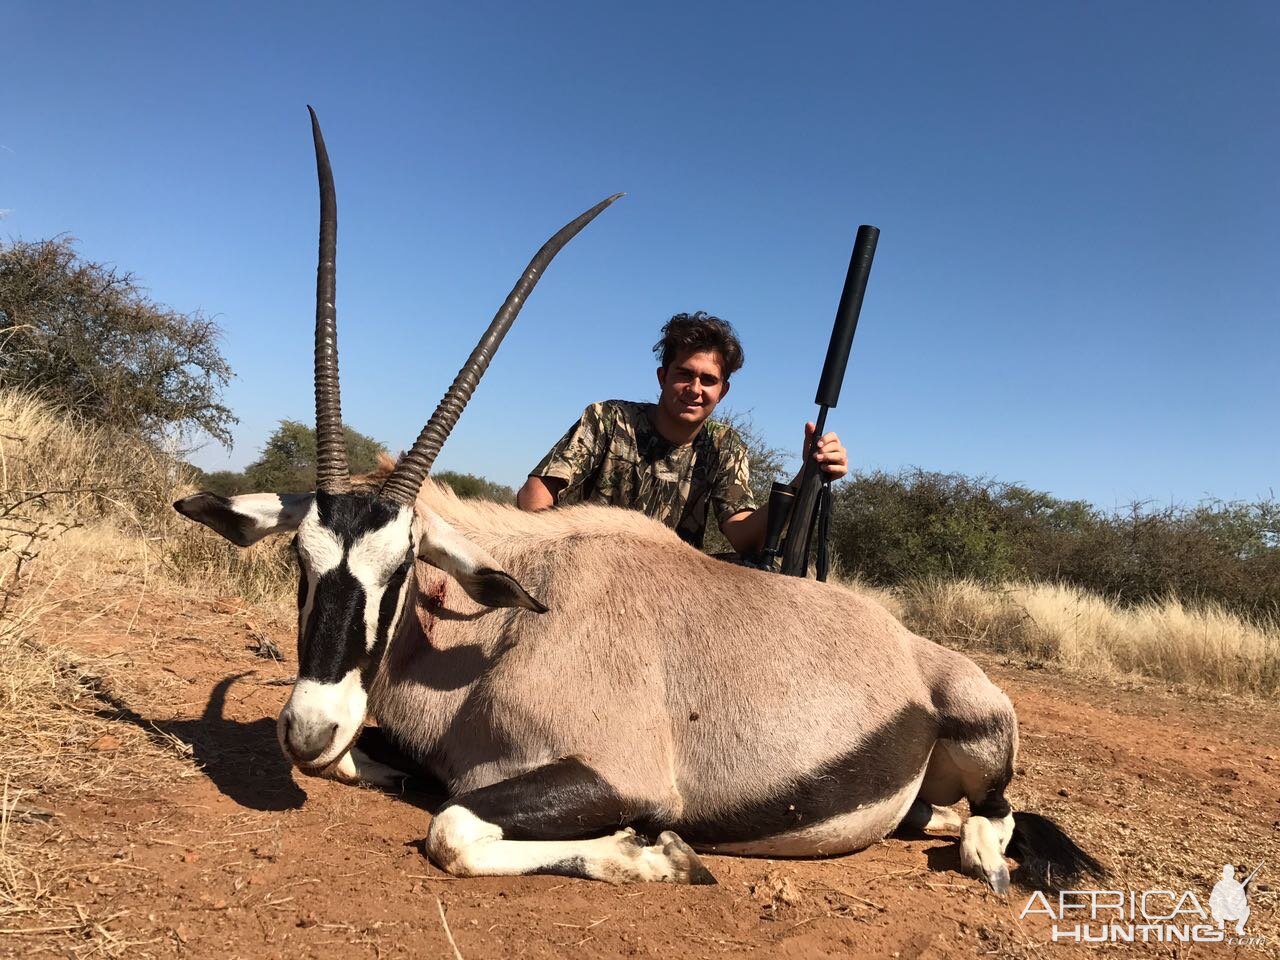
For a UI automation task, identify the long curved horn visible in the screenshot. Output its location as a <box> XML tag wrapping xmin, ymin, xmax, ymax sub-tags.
<box><xmin>309</xmin><ymin>106</ymin><xmax>350</xmax><ymax>494</ymax></box>
<box><xmin>380</xmin><ymin>193</ymin><xmax>623</xmax><ymax>506</ymax></box>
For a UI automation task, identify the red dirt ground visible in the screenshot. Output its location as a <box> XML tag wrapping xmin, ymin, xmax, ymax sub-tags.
<box><xmin>8</xmin><ymin>586</ymin><xmax>1279</xmax><ymax>959</ymax></box>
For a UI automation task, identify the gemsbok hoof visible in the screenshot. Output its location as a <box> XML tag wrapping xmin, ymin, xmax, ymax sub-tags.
<box><xmin>656</xmin><ymin>831</ymin><xmax>717</xmax><ymax>885</ymax></box>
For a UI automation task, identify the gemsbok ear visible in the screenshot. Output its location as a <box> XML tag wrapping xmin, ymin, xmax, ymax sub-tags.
<box><xmin>173</xmin><ymin>492</ymin><xmax>315</xmax><ymax>547</ymax></box>
<box><xmin>417</xmin><ymin>516</ymin><xmax>548</xmax><ymax>614</ymax></box>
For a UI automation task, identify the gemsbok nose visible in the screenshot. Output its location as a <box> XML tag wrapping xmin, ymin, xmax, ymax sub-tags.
<box><xmin>281</xmin><ymin>711</ymin><xmax>339</xmax><ymax>765</ymax></box>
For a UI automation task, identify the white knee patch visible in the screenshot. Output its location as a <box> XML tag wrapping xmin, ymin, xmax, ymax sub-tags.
<box><xmin>427</xmin><ymin>806</ymin><xmax>503</xmax><ymax>874</ymax></box>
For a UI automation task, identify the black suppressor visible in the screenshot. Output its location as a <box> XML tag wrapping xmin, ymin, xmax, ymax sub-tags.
<box><xmin>775</xmin><ymin>224</ymin><xmax>879</xmax><ymax>579</ymax></box>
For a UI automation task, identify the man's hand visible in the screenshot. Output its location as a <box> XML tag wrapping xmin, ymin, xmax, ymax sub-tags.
<box><xmin>803</xmin><ymin>422</ymin><xmax>848</xmax><ymax>481</ymax></box>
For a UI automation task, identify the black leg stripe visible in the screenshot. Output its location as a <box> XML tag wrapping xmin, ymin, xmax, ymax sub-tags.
<box><xmin>440</xmin><ymin>758</ymin><xmax>648</xmax><ymax>842</ymax></box>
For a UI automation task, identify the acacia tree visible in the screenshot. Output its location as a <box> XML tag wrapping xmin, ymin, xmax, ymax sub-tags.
<box><xmin>0</xmin><ymin>237</ymin><xmax>234</xmax><ymax>446</ymax></box>
<box><xmin>242</xmin><ymin>421</ymin><xmax>387</xmax><ymax>492</ymax></box>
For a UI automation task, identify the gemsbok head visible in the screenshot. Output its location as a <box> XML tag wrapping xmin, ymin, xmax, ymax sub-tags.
<box><xmin>175</xmin><ymin>108</ymin><xmax>619</xmax><ymax>776</ymax></box>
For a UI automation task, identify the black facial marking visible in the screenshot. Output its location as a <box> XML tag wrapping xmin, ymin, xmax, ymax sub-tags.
<box><xmin>376</xmin><ymin>560</ymin><xmax>412</xmax><ymax>640</ymax></box>
<box><xmin>293</xmin><ymin>539</ymin><xmax>308</xmax><ymax>612</ymax></box>
<box><xmin>301</xmin><ymin>568</ymin><xmax>369</xmax><ymax>682</ymax></box>
<box><xmin>296</xmin><ymin>492</ymin><xmax>413</xmax><ymax>685</ymax></box>
<box><xmin>653</xmin><ymin>704</ymin><xmax>939</xmax><ymax>847</ymax></box>
<box><xmin>360</xmin><ymin>558</ymin><xmax>411</xmax><ymax>687</ymax></box>
<box><xmin>315</xmin><ymin>489</ymin><xmax>403</xmax><ymax>535</ymax></box>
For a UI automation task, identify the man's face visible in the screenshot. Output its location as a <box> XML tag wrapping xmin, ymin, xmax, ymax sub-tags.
<box><xmin>656</xmin><ymin>349</ymin><xmax>729</xmax><ymax>429</ymax></box>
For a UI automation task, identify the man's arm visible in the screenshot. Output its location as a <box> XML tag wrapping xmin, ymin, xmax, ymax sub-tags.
<box><xmin>720</xmin><ymin>507</ymin><xmax>768</xmax><ymax>554</ymax></box>
<box><xmin>516</xmin><ymin>403</ymin><xmax>610</xmax><ymax>513</ymax></box>
<box><xmin>516</xmin><ymin>475</ymin><xmax>566</xmax><ymax>511</ymax></box>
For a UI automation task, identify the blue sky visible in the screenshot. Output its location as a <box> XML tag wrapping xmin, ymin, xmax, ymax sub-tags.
<box><xmin>4</xmin><ymin>2</ymin><xmax>1276</xmax><ymax>509</ymax></box>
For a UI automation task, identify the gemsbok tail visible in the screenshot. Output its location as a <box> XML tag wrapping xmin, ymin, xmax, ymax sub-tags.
<box><xmin>1009</xmin><ymin>811</ymin><xmax>1106</xmax><ymax>890</ymax></box>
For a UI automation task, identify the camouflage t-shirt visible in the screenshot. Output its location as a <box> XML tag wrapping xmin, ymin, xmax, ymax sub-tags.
<box><xmin>529</xmin><ymin>400</ymin><xmax>757</xmax><ymax>548</ymax></box>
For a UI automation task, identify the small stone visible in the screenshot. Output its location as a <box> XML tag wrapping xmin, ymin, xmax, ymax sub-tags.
<box><xmin>182</xmin><ymin>851</ymin><xmax>200</xmax><ymax>864</ymax></box>
<box><xmin>89</xmin><ymin>734</ymin><xmax>121</xmax><ymax>752</ymax></box>
<box><xmin>1057</xmin><ymin>788</ymin><xmax>1070</xmax><ymax>798</ymax></box>
<box><xmin>689</xmin><ymin>711</ymin><xmax>700</xmax><ymax>721</ymax></box>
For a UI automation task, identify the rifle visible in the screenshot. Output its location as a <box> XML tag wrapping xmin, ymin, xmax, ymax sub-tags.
<box><xmin>754</xmin><ymin>224</ymin><xmax>879</xmax><ymax>579</ymax></box>
<box><xmin>1241</xmin><ymin>860</ymin><xmax>1265</xmax><ymax>890</ymax></box>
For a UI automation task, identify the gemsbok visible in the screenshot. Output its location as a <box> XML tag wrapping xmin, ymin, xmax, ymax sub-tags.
<box><xmin>175</xmin><ymin>109</ymin><xmax>1102</xmax><ymax>892</ymax></box>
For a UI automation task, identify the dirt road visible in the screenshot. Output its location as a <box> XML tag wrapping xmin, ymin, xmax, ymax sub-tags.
<box><xmin>8</xmin><ymin>586</ymin><xmax>1278</xmax><ymax>958</ymax></box>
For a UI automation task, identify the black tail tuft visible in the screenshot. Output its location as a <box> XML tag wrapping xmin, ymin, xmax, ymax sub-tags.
<box><xmin>1009</xmin><ymin>811</ymin><xmax>1105</xmax><ymax>891</ymax></box>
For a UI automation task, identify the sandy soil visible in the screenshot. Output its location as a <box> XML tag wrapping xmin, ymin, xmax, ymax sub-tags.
<box><xmin>6</xmin><ymin>585</ymin><xmax>1278</xmax><ymax>959</ymax></box>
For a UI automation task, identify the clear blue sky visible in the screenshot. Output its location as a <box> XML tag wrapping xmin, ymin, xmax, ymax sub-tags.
<box><xmin>4</xmin><ymin>2</ymin><xmax>1276</xmax><ymax>509</ymax></box>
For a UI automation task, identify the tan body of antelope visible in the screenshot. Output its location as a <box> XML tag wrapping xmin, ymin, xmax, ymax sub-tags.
<box><xmin>175</xmin><ymin>110</ymin><xmax>1101</xmax><ymax>892</ymax></box>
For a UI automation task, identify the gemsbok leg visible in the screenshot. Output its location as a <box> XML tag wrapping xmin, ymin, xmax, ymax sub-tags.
<box><xmin>424</xmin><ymin>759</ymin><xmax>715</xmax><ymax>884</ymax></box>
<box><xmin>917</xmin><ymin>697</ymin><xmax>1020</xmax><ymax>892</ymax></box>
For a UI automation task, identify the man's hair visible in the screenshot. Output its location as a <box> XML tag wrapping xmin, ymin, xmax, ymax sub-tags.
<box><xmin>653</xmin><ymin>311</ymin><xmax>745</xmax><ymax>379</ymax></box>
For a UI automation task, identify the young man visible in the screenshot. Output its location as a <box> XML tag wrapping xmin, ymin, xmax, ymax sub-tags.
<box><xmin>516</xmin><ymin>312</ymin><xmax>848</xmax><ymax>554</ymax></box>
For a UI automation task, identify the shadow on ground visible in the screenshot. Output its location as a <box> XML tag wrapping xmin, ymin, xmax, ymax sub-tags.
<box><xmin>91</xmin><ymin>671</ymin><xmax>307</xmax><ymax>810</ymax></box>
<box><xmin>89</xmin><ymin>671</ymin><xmax>448</xmax><ymax>814</ymax></box>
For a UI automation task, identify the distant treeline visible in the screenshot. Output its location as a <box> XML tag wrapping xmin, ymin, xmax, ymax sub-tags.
<box><xmin>831</xmin><ymin>469</ymin><xmax>1279</xmax><ymax>623</ymax></box>
<box><xmin>191</xmin><ymin>420</ymin><xmax>514</xmax><ymax>504</ymax></box>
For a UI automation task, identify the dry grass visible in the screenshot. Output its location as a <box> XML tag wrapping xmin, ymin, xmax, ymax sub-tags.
<box><xmin>837</xmin><ymin>572</ymin><xmax>906</xmax><ymax>621</ymax></box>
<box><xmin>160</xmin><ymin>522</ymin><xmax>294</xmax><ymax>602</ymax></box>
<box><xmin>1</xmin><ymin>388</ymin><xmax>292</xmax><ymax>606</ymax></box>
<box><xmin>0</xmin><ymin>570</ymin><xmax>197</xmax><ymax>955</ymax></box>
<box><xmin>0</xmin><ymin>389</ymin><xmax>274</xmax><ymax>955</ymax></box>
<box><xmin>896</xmin><ymin>577</ymin><xmax>1280</xmax><ymax>696</ymax></box>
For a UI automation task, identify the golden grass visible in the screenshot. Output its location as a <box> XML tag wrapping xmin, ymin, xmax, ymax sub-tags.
<box><xmin>0</xmin><ymin>566</ymin><xmax>196</xmax><ymax>953</ymax></box>
<box><xmin>1</xmin><ymin>388</ymin><xmax>293</xmax><ymax>605</ymax></box>
<box><xmin>895</xmin><ymin>577</ymin><xmax>1280</xmax><ymax>696</ymax></box>
<box><xmin>0</xmin><ymin>389</ymin><xmax>275</xmax><ymax>953</ymax></box>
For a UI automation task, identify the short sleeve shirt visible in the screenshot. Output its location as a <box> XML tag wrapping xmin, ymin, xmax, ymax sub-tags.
<box><xmin>529</xmin><ymin>400</ymin><xmax>757</xmax><ymax>548</ymax></box>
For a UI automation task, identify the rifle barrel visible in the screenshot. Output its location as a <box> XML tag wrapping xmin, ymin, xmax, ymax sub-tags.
<box><xmin>1241</xmin><ymin>860</ymin><xmax>1265</xmax><ymax>888</ymax></box>
<box><xmin>815</xmin><ymin>224</ymin><xmax>879</xmax><ymax>408</ymax></box>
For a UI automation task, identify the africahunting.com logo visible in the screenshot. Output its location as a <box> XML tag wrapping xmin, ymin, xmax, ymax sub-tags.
<box><xmin>1021</xmin><ymin>861</ymin><xmax>1267</xmax><ymax>947</ymax></box>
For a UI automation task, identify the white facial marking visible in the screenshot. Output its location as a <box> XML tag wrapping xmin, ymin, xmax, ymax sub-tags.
<box><xmin>297</xmin><ymin>503</ymin><xmax>344</xmax><ymax>576</ymax></box>
<box><xmin>280</xmin><ymin>669</ymin><xmax>367</xmax><ymax>769</ymax></box>
<box><xmin>346</xmin><ymin>507</ymin><xmax>413</xmax><ymax>649</ymax></box>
